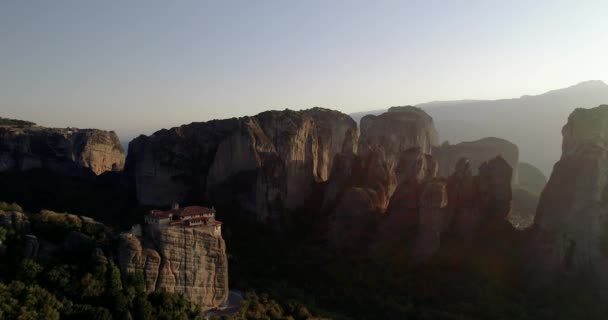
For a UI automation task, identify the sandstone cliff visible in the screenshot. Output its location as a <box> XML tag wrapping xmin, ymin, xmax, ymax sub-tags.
<box><xmin>529</xmin><ymin>105</ymin><xmax>608</xmax><ymax>291</ymax></box>
<box><xmin>0</xmin><ymin>125</ymin><xmax>125</xmax><ymax>175</ymax></box>
<box><xmin>118</xmin><ymin>224</ymin><xmax>229</xmax><ymax>310</ymax></box>
<box><xmin>359</xmin><ymin>106</ymin><xmax>439</xmax><ymax>157</ymax></box>
<box><xmin>125</xmin><ymin>108</ymin><xmax>357</xmax><ymax>224</ymax></box>
<box><xmin>355</xmin><ymin>106</ymin><xmax>440</xmax><ymax>208</ymax></box>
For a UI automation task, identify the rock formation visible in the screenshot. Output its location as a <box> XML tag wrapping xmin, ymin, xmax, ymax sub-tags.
<box><xmin>433</xmin><ymin>137</ymin><xmax>519</xmax><ymax>183</ymax></box>
<box><xmin>356</xmin><ymin>106</ymin><xmax>440</xmax><ymax>208</ymax></box>
<box><xmin>379</xmin><ymin>148</ymin><xmax>445</xmax><ymax>261</ymax></box>
<box><xmin>126</xmin><ymin>108</ymin><xmax>357</xmax><ymax>224</ymax></box>
<box><xmin>359</xmin><ymin>106</ymin><xmax>439</xmax><ymax>157</ymax></box>
<box><xmin>0</xmin><ymin>125</ymin><xmax>125</xmax><ymax>176</ymax></box>
<box><xmin>118</xmin><ymin>223</ymin><xmax>229</xmax><ymax>310</ymax></box>
<box><xmin>376</xmin><ymin>154</ymin><xmax>513</xmax><ymax>262</ymax></box>
<box><xmin>445</xmin><ymin>157</ymin><xmax>513</xmax><ymax>239</ymax></box>
<box><xmin>529</xmin><ymin>105</ymin><xmax>608</xmax><ymax>291</ymax></box>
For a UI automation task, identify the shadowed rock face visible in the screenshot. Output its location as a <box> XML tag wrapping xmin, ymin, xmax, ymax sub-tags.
<box><xmin>118</xmin><ymin>224</ymin><xmax>228</xmax><ymax>310</ymax></box>
<box><xmin>0</xmin><ymin>126</ymin><xmax>125</xmax><ymax>176</ymax></box>
<box><xmin>433</xmin><ymin>137</ymin><xmax>519</xmax><ymax>183</ymax></box>
<box><xmin>326</xmin><ymin>139</ymin><xmax>514</xmax><ymax>263</ymax></box>
<box><xmin>125</xmin><ymin>108</ymin><xmax>357</xmax><ymax>224</ymax></box>
<box><xmin>325</xmin><ymin>107</ymin><xmax>514</xmax><ymax>260</ymax></box>
<box><xmin>529</xmin><ymin>105</ymin><xmax>608</xmax><ymax>291</ymax></box>
<box><xmin>376</xmin><ymin>154</ymin><xmax>513</xmax><ymax>262</ymax></box>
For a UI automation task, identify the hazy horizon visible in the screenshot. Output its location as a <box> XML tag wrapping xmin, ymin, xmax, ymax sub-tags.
<box><xmin>2</xmin><ymin>1</ymin><xmax>608</xmax><ymax>140</ymax></box>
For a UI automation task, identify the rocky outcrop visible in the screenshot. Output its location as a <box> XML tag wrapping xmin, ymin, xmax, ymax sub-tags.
<box><xmin>0</xmin><ymin>210</ymin><xmax>30</xmax><ymax>233</ymax></box>
<box><xmin>376</xmin><ymin>154</ymin><xmax>513</xmax><ymax>262</ymax></box>
<box><xmin>356</xmin><ymin>106</ymin><xmax>440</xmax><ymax>208</ymax></box>
<box><xmin>445</xmin><ymin>157</ymin><xmax>513</xmax><ymax>239</ymax></box>
<box><xmin>126</xmin><ymin>108</ymin><xmax>357</xmax><ymax>224</ymax></box>
<box><xmin>528</xmin><ymin>105</ymin><xmax>608</xmax><ymax>290</ymax></box>
<box><xmin>433</xmin><ymin>137</ymin><xmax>519</xmax><ymax>183</ymax></box>
<box><xmin>359</xmin><ymin>106</ymin><xmax>439</xmax><ymax>157</ymax></box>
<box><xmin>379</xmin><ymin>148</ymin><xmax>445</xmax><ymax>261</ymax></box>
<box><xmin>118</xmin><ymin>224</ymin><xmax>229</xmax><ymax>310</ymax></box>
<box><xmin>0</xmin><ymin>126</ymin><xmax>125</xmax><ymax>176</ymax></box>
<box><xmin>23</xmin><ymin>234</ymin><xmax>39</xmax><ymax>258</ymax></box>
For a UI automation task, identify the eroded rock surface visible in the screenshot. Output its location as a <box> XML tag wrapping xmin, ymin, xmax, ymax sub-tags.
<box><xmin>118</xmin><ymin>224</ymin><xmax>229</xmax><ymax>310</ymax></box>
<box><xmin>376</xmin><ymin>154</ymin><xmax>513</xmax><ymax>262</ymax></box>
<box><xmin>126</xmin><ymin>108</ymin><xmax>357</xmax><ymax>224</ymax></box>
<box><xmin>356</xmin><ymin>106</ymin><xmax>440</xmax><ymax>208</ymax></box>
<box><xmin>0</xmin><ymin>126</ymin><xmax>125</xmax><ymax>175</ymax></box>
<box><xmin>529</xmin><ymin>105</ymin><xmax>608</xmax><ymax>291</ymax></box>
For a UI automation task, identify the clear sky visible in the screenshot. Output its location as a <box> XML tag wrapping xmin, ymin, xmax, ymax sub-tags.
<box><xmin>1</xmin><ymin>0</ymin><xmax>607</xmax><ymax>140</ymax></box>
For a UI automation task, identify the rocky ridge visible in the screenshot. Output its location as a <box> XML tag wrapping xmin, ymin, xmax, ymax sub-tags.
<box><xmin>433</xmin><ymin>137</ymin><xmax>519</xmax><ymax>183</ymax></box>
<box><xmin>0</xmin><ymin>125</ymin><xmax>125</xmax><ymax>176</ymax></box>
<box><xmin>125</xmin><ymin>108</ymin><xmax>358</xmax><ymax>225</ymax></box>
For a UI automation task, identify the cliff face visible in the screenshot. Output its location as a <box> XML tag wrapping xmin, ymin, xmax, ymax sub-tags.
<box><xmin>125</xmin><ymin>108</ymin><xmax>357</xmax><ymax>224</ymax></box>
<box><xmin>529</xmin><ymin>105</ymin><xmax>608</xmax><ymax>290</ymax></box>
<box><xmin>359</xmin><ymin>106</ymin><xmax>439</xmax><ymax>157</ymax></box>
<box><xmin>377</xmin><ymin>154</ymin><xmax>513</xmax><ymax>262</ymax></box>
<box><xmin>325</xmin><ymin>107</ymin><xmax>514</xmax><ymax>260</ymax></box>
<box><xmin>118</xmin><ymin>224</ymin><xmax>229</xmax><ymax>310</ymax></box>
<box><xmin>433</xmin><ymin>137</ymin><xmax>519</xmax><ymax>183</ymax></box>
<box><xmin>356</xmin><ymin>106</ymin><xmax>440</xmax><ymax>208</ymax></box>
<box><xmin>0</xmin><ymin>126</ymin><xmax>125</xmax><ymax>176</ymax></box>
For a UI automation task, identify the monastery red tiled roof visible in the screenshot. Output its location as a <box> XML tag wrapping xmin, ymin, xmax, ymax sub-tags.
<box><xmin>181</xmin><ymin>206</ymin><xmax>215</xmax><ymax>217</ymax></box>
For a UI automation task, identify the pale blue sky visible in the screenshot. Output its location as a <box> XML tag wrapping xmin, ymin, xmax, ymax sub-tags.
<box><xmin>1</xmin><ymin>0</ymin><xmax>607</xmax><ymax>140</ymax></box>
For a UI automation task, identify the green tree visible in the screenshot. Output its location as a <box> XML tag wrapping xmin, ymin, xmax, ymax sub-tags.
<box><xmin>132</xmin><ymin>295</ymin><xmax>154</xmax><ymax>320</ymax></box>
<box><xmin>80</xmin><ymin>273</ymin><xmax>105</xmax><ymax>298</ymax></box>
<box><xmin>148</xmin><ymin>291</ymin><xmax>194</xmax><ymax>320</ymax></box>
<box><xmin>0</xmin><ymin>281</ymin><xmax>62</xmax><ymax>320</ymax></box>
<box><xmin>45</xmin><ymin>264</ymin><xmax>74</xmax><ymax>294</ymax></box>
<box><xmin>18</xmin><ymin>259</ymin><xmax>43</xmax><ymax>283</ymax></box>
<box><xmin>0</xmin><ymin>227</ymin><xmax>7</xmax><ymax>242</ymax></box>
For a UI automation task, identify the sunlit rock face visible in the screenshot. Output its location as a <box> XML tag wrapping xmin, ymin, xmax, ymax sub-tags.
<box><xmin>118</xmin><ymin>224</ymin><xmax>228</xmax><ymax>310</ymax></box>
<box><xmin>529</xmin><ymin>105</ymin><xmax>608</xmax><ymax>291</ymax></box>
<box><xmin>433</xmin><ymin>137</ymin><xmax>519</xmax><ymax>184</ymax></box>
<box><xmin>357</xmin><ymin>106</ymin><xmax>440</xmax><ymax>208</ymax></box>
<box><xmin>125</xmin><ymin>108</ymin><xmax>357</xmax><ymax>225</ymax></box>
<box><xmin>0</xmin><ymin>126</ymin><xmax>125</xmax><ymax>176</ymax></box>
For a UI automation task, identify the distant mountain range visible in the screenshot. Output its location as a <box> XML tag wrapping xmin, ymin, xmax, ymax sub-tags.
<box><xmin>351</xmin><ymin>80</ymin><xmax>608</xmax><ymax>175</ymax></box>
